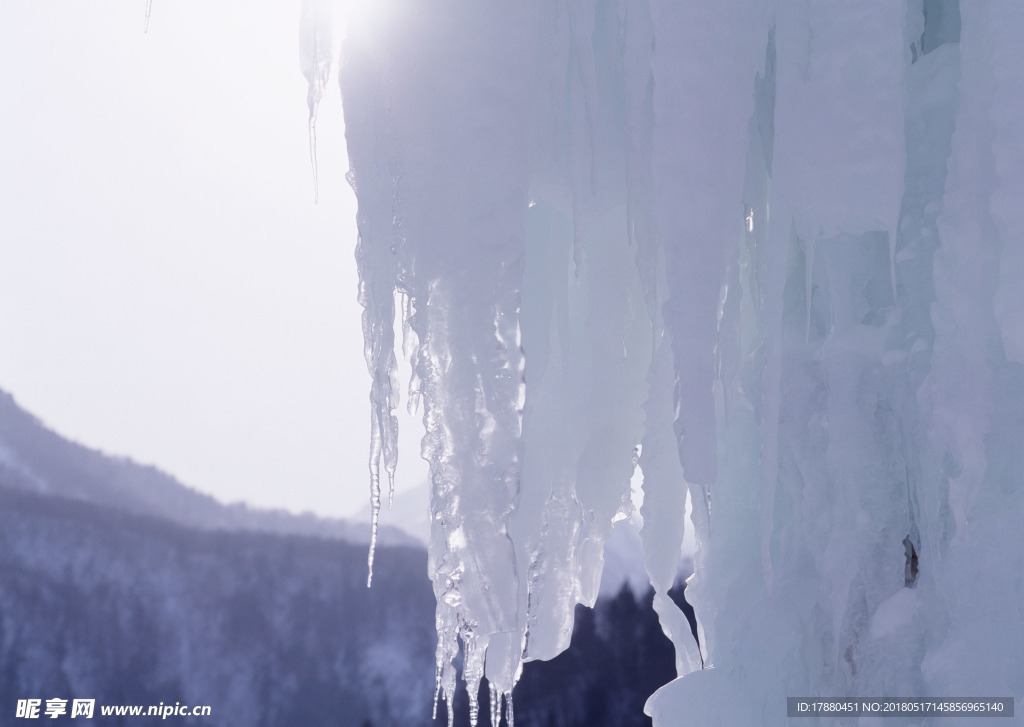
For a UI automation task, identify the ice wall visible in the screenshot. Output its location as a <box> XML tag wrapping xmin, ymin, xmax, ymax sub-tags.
<box><xmin>337</xmin><ymin>1</ymin><xmax>1024</xmax><ymax>724</ymax></box>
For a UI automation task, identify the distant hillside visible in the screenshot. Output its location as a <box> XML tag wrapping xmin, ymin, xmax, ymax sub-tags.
<box><xmin>0</xmin><ymin>483</ymin><xmax>439</xmax><ymax>726</ymax></box>
<box><xmin>0</xmin><ymin>388</ymin><xmax>417</xmax><ymax>546</ymax></box>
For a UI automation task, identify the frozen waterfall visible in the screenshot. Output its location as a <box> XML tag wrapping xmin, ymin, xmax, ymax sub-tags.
<box><xmin>332</xmin><ymin>1</ymin><xmax>1024</xmax><ymax>724</ymax></box>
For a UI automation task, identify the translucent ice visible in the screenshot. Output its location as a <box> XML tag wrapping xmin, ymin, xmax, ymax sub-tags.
<box><xmin>335</xmin><ymin>1</ymin><xmax>1024</xmax><ymax>723</ymax></box>
<box><xmin>300</xmin><ymin>0</ymin><xmax>333</xmax><ymax>204</ymax></box>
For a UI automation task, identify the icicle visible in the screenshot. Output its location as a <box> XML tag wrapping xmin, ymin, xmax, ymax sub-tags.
<box><xmin>299</xmin><ymin>0</ymin><xmax>332</xmax><ymax>205</ymax></box>
<box><xmin>432</xmin><ymin>665</ymin><xmax>455</xmax><ymax>727</ymax></box>
<box><xmin>366</xmin><ymin>431</ymin><xmax>382</xmax><ymax>587</ymax></box>
<box><xmin>488</xmin><ymin>683</ymin><xmax>499</xmax><ymax>727</ymax></box>
<box><xmin>432</xmin><ymin>605</ymin><xmax>459</xmax><ymax>727</ymax></box>
<box><xmin>365</xmin><ymin>344</ymin><xmax>398</xmax><ymax>587</ymax></box>
<box><xmin>307</xmin><ymin>118</ymin><xmax>321</xmax><ymax>205</ymax></box>
<box><xmin>344</xmin><ymin>45</ymin><xmax>405</xmax><ymax>587</ymax></box>
<box><xmin>505</xmin><ymin>691</ymin><xmax>514</xmax><ymax>727</ymax></box>
<box><xmin>461</xmin><ymin>628</ymin><xmax>487</xmax><ymax>727</ymax></box>
<box><xmin>143</xmin><ymin>0</ymin><xmax>153</xmax><ymax>33</ymax></box>
<box><xmin>431</xmin><ymin>671</ymin><xmax>440</xmax><ymax>721</ymax></box>
<box><xmin>432</xmin><ymin>678</ymin><xmax>454</xmax><ymax>727</ymax></box>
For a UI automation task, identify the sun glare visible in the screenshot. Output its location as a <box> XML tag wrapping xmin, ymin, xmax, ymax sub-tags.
<box><xmin>336</xmin><ymin>0</ymin><xmax>392</xmax><ymax>43</ymax></box>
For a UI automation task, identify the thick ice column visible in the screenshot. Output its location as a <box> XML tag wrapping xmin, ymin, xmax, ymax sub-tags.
<box><xmin>763</xmin><ymin>0</ymin><xmax>909</xmax><ymax>697</ymax></box>
<box><xmin>759</xmin><ymin>0</ymin><xmax>907</xmax><ymax>600</ymax></box>
<box><xmin>641</xmin><ymin>0</ymin><xmax>770</xmax><ymax>701</ymax></box>
<box><xmin>513</xmin><ymin>0</ymin><xmax>654</xmax><ymax>665</ymax></box>
<box><xmin>647</xmin><ymin>3</ymin><xmax>910</xmax><ymax>724</ymax></box>
<box><xmin>345</xmin><ymin>3</ymin><xmax>657</xmax><ymax>718</ymax></box>
<box><xmin>343</xmin><ymin>2</ymin><xmax>540</xmax><ymax>722</ymax></box>
<box><xmin>928</xmin><ymin>3</ymin><xmax>1002</xmax><ymax>544</ymax></box>
<box><xmin>921</xmin><ymin>2</ymin><xmax>1024</xmax><ymax>701</ymax></box>
<box><xmin>604</xmin><ymin>0</ymin><xmax>709</xmax><ymax>678</ymax></box>
<box><xmin>639</xmin><ymin>333</ymin><xmax>703</xmax><ymax>677</ymax></box>
<box><xmin>649</xmin><ymin>0</ymin><xmax>767</xmax><ymax>487</ymax></box>
<box><xmin>986</xmin><ymin>4</ymin><xmax>1024</xmax><ymax>364</ymax></box>
<box><xmin>774</xmin><ymin>2</ymin><xmax>906</xmax><ymax>245</ymax></box>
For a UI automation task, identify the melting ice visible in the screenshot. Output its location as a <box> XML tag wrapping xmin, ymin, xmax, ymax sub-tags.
<box><xmin>334</xmin><ymin>1</ymin><xmax>1024</xmax><ymax>724</ymax></box>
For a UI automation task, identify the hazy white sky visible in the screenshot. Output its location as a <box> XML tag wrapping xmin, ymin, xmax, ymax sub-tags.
<box><xmin>0</xmin><ymin>0</ymin><xmax>426</xmax><ymax>518</ymax></box>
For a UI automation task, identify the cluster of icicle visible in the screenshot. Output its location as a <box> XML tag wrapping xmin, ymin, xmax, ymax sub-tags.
<box><xmin>310</xmin><ymin>1</ymin><xmax>1024</xmax><ymax>725</ymax></box>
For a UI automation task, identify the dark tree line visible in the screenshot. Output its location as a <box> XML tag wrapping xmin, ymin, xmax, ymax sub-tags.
<box><xmin>432</xmin><ymin>583</ymin><xmax>698</xmax><ymax>727</ymax></box>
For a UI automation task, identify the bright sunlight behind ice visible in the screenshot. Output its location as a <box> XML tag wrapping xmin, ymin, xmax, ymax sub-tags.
<box><xmin>336</xmin><ymin>2</ymin><xmax>1024</xmax><ymax>726</ymax></box>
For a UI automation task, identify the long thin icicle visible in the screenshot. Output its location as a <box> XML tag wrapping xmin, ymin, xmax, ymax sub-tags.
<box><xmin>341</xmin><ymin>15</ymin><xmax>404</xmax><ymax>591</ymax></box>
<box><xmin>299</xmin><ymin>0</ymin><xmax>332</xmax><ymax>205</ymax></box>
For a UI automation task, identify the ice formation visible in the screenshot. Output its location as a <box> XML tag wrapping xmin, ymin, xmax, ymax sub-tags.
<box><xmin>300</xmin><ymin>0</ymin><xmax>334</xmax><ymax>205</ymax></box>
<box><xmin>334</xmin><ymin>1</ymin><xmax>1024</xmax><ymax>724</ymax></box>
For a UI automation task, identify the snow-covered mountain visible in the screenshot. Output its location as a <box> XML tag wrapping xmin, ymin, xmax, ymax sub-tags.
<box><xmin>0</xmin><ymin>388</ymin><xmax>416</xmax><ymax>547</ymax></box>
<box><xmin>0</xmin><ymin>386</ymin><xmax>437</xmax><ymax>723</ymax></box>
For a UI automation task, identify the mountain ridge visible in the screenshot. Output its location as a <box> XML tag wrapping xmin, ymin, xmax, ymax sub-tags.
<box><xmin>0</xmin><ymin>387</ymin><xmax>418</xmax><ymax>547</ymax></box>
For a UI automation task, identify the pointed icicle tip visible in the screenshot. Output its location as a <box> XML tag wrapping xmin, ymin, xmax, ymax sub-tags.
<box><xmin>144</xmin><ymin>0</ymin><xmax>153</xmax><ymax>33</ymax></box>
<box><xmin>489</xmin><ymin>684</ymin><xmax>499</xmax><ymax>727</ymax></box>
<box><xmin>367</xmin><ymin>472</ymin><xmax>381</xmax><ymax>588</ymax></box>
<box><xmin>308</xmin><ymin>114</ymin><xmax>320</xmax><ymax>206</ymax></box>
<box><xmin>505</xmin><ymin>691</ymin><xmax>515</xmax><ymax>727</ymax></box>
